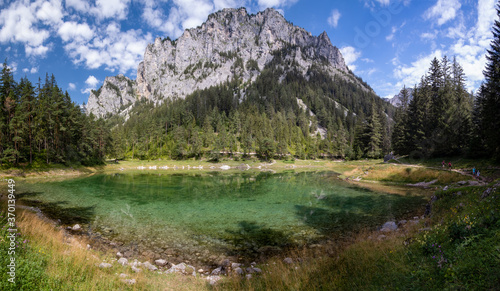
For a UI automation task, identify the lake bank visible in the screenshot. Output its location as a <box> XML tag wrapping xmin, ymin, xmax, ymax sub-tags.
<box><xmin>1</xmin><ymin>158</ymin><xmax>497</xmax><ymax>290</ymax></box>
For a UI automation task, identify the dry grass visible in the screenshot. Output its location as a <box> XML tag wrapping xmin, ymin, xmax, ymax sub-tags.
<box><xmin>12</xmin><ymin>209</ymin><xmax>210</xmax><ymax>290</ymax></box>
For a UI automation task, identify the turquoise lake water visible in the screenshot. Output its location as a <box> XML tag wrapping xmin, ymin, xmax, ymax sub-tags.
<box><xmin>17</xmin><ymin>171</ymin><xmax>427</xmax><ymax>264</ymax></box>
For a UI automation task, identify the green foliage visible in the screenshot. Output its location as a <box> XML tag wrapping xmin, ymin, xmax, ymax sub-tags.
<box><xmin>473</xmin><ymin>4</ymin><xmax>500</xmax><ymax>160</ymax></box>
<box><xmin>106</xmin><ymin>46</ymin><xmax>393</xmax><ymax>161</ymax></box>
<box><xmin>391</xmin><ymin>56</ymin><xmax>473</xmax><ymax>158</ymax></box>
<box><xmin>0</xmin><ymin>62</ymin><xmax>109</xmax><ymax>167</ymax></box>
<box><xmin>407</xmin><ymin>185</ymin><xmax>500</xmax><ymax>289</ymax></box>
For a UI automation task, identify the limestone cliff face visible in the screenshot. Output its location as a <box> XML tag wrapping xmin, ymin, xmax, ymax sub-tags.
<box><xmin>136</xmin><ymin>8</ymin><xmax>347</xmax><ymax>100</ymax></box>
<box><xmin>85</xmin><ymin>75</ymin><xmax>136</xmax><ymax>118</ymax></box>
<box><xmin>86</xmin><ymin>8</ymin><xmax>353</xmax><ymax>117</ymax></box>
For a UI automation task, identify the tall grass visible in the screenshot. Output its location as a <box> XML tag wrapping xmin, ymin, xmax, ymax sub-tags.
<box><xmin>0</xmin><ymin>208</ymin><xmax>209</xmax><ymax>290</ymax></box>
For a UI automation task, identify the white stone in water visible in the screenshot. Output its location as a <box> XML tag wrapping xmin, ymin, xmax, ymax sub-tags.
<box><xmin>117</xmin><ymin>258</ymin><xmax>128</xmax><ymax>266</ymax></box>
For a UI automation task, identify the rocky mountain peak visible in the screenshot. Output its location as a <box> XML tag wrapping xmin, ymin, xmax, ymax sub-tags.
<box><xmin>87</xmin><ymin>7</ymin><xmax>354</xmax><ymax>118</ymax></box>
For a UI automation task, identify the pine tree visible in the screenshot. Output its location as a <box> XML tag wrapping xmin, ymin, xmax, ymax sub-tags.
<box><xmin>480</xmin><ymin>2</ymin><xmax>500</xmax><ymax>159</ymax></box>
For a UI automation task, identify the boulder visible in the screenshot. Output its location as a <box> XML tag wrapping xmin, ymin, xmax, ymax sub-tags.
<box><xmin>99</xmin><ymin>262</ymin><xmax>112</xmax><ymax>269</ymax></box>
<box><xmin>211</xmin><ymin>267</ymin><xmax>222</xmax><ymax>275</ymax></box>
<box><xmin>283</xmin><ymin>257</ymin><xmax>293</xmax><ymax>264</ymax></box>
<box><xmin>155</xmin><ymin>259</ymin><xmax>168</xmax><ymax>267</ymax></box>
<box><xmin>143</xmin><ymin>261</ymin><xmax>158</xmax><ymax>271</ymax></box>
<box><xmin>166</xmin><ymin>263</ymin><xmax>196</xmax><ymax>276</ymax></box>
<box><xmin>380</xmin><ymin>221</ymin><xmax>398</xmax><ymax>232</ymax></box>
<box><xmin>117</xmin><ymin>258</ymin><xmax>128</xmax><ymax>266</ymax></box>
<box><xmin>234</xmin><ymin>267</ymin><xmax>244</xmax><ymax>275</ymax></box>
<box><xmin>72</xmin><ymin>224</ymin><xmax>81</xmax><ymax>231</ymax></box>
<box><xmin>121</xmin><ymin>279</ymin><xmax>136</xmax><ymax>285</ymax></box>
<box><xmin>231</xmin><ymin>262</ymin><xmax>242</xmax><ymax>268</ymax></box>
<box><xmin>206</xmin><ymin>275</ymin><xmax>221</xmax><ymax>285</ymax></box>
<box><xmin>131</xmin><ymin>266</ymin><xmax>142</xmax><ymax>273</ymax></box>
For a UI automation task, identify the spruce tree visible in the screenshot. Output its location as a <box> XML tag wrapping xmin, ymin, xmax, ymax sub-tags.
<box><xmin>481</xmin><ymin>2</ymin><xmax>500</xmax><ymax>159</ymax></box>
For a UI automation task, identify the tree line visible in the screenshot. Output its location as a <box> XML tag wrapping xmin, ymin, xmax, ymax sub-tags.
<box><xmin>107</xmin><ymin>47</ymin><xmax>393</xmax><ymax>161</ymax></box>
<box><xmin>391</xmin><ymin>4</ymin><xmax>500</xmax><ymax>161</ymax></box>
<box><xmin>0</xmin><ymin>62</ymin><xmax>110</xmax><ymax>167</ymax></box>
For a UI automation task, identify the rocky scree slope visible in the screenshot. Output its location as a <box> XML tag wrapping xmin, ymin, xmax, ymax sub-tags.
<box><xmin>85</xmin><ymin>7</ymin><xmax>370</xmax><ymax>118</ymax></box>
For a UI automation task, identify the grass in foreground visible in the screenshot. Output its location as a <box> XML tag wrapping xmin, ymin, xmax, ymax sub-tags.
<box><xmin>0</xmin><ymin>208</ymin><xmax>209</xmax><ymax>290</ymax></box>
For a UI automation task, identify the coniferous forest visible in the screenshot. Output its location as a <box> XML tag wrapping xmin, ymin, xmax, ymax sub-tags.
<box><xmin>1</xmin><ymin>6</ymin><xmax>499</xmax><ymax>166</ymax></box>
<box><xmin>0</xmin><ymin>63</ymin><xmax>110</xmax><ymax>167</ymax></box>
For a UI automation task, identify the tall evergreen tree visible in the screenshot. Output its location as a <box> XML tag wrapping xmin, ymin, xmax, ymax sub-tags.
<box><xmin>479</xmin><ymin>2</ymin><xmax>500</xmax><ymax>159</ymax></box>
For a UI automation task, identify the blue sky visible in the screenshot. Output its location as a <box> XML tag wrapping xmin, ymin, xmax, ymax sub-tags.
<box><xmin>0</xmin><ymin>0</ymin><xmax>497</xmax><ymax>105</ymax></box>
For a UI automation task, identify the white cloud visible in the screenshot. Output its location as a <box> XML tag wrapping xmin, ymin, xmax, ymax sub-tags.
<box><xmin>58</xmin><ymin>21</ymin><xmax>94</xmax><ymax>42</ymax></box>
<box><xmin>386</xmin><ymin>26</ymin><xmax>397</xmax><ymax>41</ymax></box>
<box><xmin>26</xmin><ymin>44</ymin><xmax>50</xmax><ymax>57</ymax></box>
<box><xmin>257</xmin><ymin>0</ymin><xmax>298</xmax><ymax>10</ymax></box>
<box><xmin>36</xmin><ymin>0</ymin><xmax>64</xmax><ymax>25</ymax></box>
<box><xmin>85</xmin><ymin>75</ymin><xmax>99</xmax><ymax>87</ymax></box>
<box><xmin>65</xmin><ymin>0</ymin><xmax>90</xmax><ymax>12</ymax></box>
<box><xmin>93</xmin><ymin>0</ymin><xmax>131</xmax><ymax>20</ymax></box>
<box><xmin>0</xmin><ymin>1</ymin><xmax>50</xmax><ymax>49</ymax></box>
<box><xmin>64</xmin><ymin>23</ymin><xmax>153</xmax><ymax>73</ymax></box>
<box><xmin>424</xmin><ymin>0</ymin><xmax>461</xmax><ymax>26</ymax></box>
<box><xmin>82</xmin><ymin>75</ymin><xmax>100</xmax><ymax>94</ymax></box>
<box><xmin>374</xmin><ymin>0</ymin><xmax>391</xmax><ymax>5</ymax></box>
<box><xmin>477</xmin><ymin>0</ymin><xmax>496</xmax><ymax>36</ymax></box>
<box><xmin>68</xmin><ymin>83</ymin><xmax>76</xmax><ymax>90</ymax></box>
<box><xmin>394</xmin><ymin>50</ymin><xmax>443</xmax><ymax>89</ymax></box>
<box><xmin>31</xmin><ymin>67</ymin><xmax>38</xmax><ymax>74</ymax></box>
<box><xmin>327</xmin><ymin>9</ymin><xmax>341</xmax><ymax>28</ymax></box>
<box><xmin>340</xmin><ymin>46</ymin><xmax>361</xmax><ymax>71</ymax></box>
<box><xmin>420</xmin><ymin>31</ymin><xmax>438</xmax><ymax>40</ymax></box>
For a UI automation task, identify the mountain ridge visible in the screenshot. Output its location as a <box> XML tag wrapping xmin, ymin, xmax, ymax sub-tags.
<box><xmin>85</xmin><ymin>7</ymin><xmax>372</xmax><ymax>118</ymax></box>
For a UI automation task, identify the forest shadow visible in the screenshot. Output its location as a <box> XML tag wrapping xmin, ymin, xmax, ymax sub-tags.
<box><xmin>20</xmin><ymin>197</ymin><xmax>96</xmax><ymax>225</ymax></box>
<box><xmin>296</xmin><ymin>193</ymin><xmax>426</xmax><ymax>236</ymax></box>
<box><xmin>223</xmin><ymin>220</ymin><xmax>296</xmax><ymax>261</ymax></box>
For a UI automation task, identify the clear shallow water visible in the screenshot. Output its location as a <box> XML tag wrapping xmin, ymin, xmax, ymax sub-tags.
<box><xmin>18</xmin><ymin>171</ymin><xmax>427</xmax><ymax>264</ymax></box>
